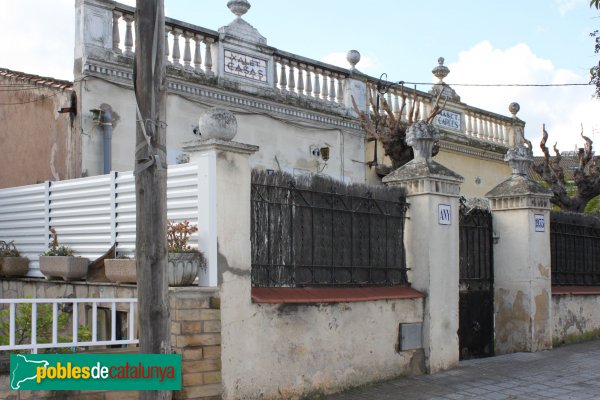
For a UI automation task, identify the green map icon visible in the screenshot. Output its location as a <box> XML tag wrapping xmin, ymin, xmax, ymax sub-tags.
<box><xmin>10</xmin><ymin>354</ymin><xmax>49</xmax><ymax>390</ymax></box>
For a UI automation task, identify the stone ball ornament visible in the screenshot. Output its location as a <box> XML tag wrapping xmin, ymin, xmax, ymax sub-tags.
<box><xmin>509</xmin><ymin>102</ymin><xmax>520</xmax><ymax>117</ymax></box>
<box><xmin>227</xmin><ymin>0</ymin><xmax>251</xmax><ymax>17</ymax></box>
<box><xmin>198</xmin><ymin>107</ymin><xmax>238</xmax><ymax>141</ymax></box>
<box><xmin>346</xmin><ymin>50</ymin><xmax>361</xmax><ymax>70</ymax></box>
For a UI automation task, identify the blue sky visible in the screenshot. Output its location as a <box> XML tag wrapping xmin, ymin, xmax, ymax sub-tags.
<box><xmin>2</xmin><ymin>0</ymin><xmax>599</xmax><ymax>152</ymax></box>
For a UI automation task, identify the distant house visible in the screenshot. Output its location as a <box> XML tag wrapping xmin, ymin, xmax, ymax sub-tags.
<box><xmin>0</xmin><ymin>69</ymin><xmax>80</xmax><ymax>189</ymax></box>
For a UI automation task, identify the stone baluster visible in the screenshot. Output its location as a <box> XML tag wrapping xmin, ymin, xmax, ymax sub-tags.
<box><xmin>279</xmin><ymin>61</ymin><xmax>288</xmax><ymax>94</ymax></box>
<box><xmin>336</xmin><ymin>75</ymin><xmax>344</xmax><ymax>105</ymax></box>
<box><xmin>401</xmin><ymin>94</ymin><xmax>407</xmax><ymax>121</ymax></box>
<box><xmin>423</xmin><ymin>98</ymin><xmax>431</xmax><ymax>120</ymax></box>
<box><xmin>288</xmin><ymin>61</ymin><xmax>297</xmax><ymax>96</ymax></box>
<box><xmin>164</xmin><ymin>26</ymin><xmax>171</xmax><ymax>65</ymax></box>
<box><xmin>492</xmin><ymin>119</ymin><xmax>502</xmax><ymax>143</ymax></box>
<box><xmin>499</xmin><ymin>124</ymin><xmax>506</xmax><ymax>144</ymax></box>
<box><xmin>392</xmin><ymin>92</ymin><xmax>400</xmax><ymax>117</ymax></box>
<box><xmin>306</xmin><ymin>66</ymin><xmax>314</xmax><ymax>97</ymax></box>
<box><xmin>297</xmin><ymin>64</ymin><xmax>305</xmax><ymax>96</ymax></box>
<box><xmin>183</xmin><ymin>32</ymin><xmax>193</xmax><ymax>72</ymax></box>
<box><xmin>204</xmin><ymin>38</ymin><xmax>214</xmax><ymax>77</ymax></box>
<box><xmin>193</xmin><ymin>34</ymin><xmax>203</xmax><ymax>74</ymax></box>
<box><xmin>472</xmin><ymin>114</ymin><xmax>479</xmax><ymax>138</ymax></box>
<box><xmin>486</xmin><ymin>118</ymin><xmax>492</xmax><ymax>141</ymax></box>
<box><xmin>478</xmin><ymin>115</ymin><xmax>485</xmax><ymax>139</ymax></box>
<box><xmin>112</xmin><ymin>11</ymin><xmax>122</xmax><ymax>54</ymax></box>
<box><xmin>329</xmin><ymin>73</ymin><xmax>336</xmax><ymax>102</ymax></box>
<box><xmin>313</xmin><ymin>69</ymin><xmax>321</xmax><ymax>99</ymax></box>
<box><xmin>321</xmin><ymin>71</ymin><xmax>329</xmax><ymax>101</ymax></box>
<box><xmin>273</xmin><ymin>57</ymin><xmax>279</xmax><ymax>89</ymax></box>
<box><xmin>172</xmin><ymin>28</ymin><xmax>183</xmax><ymax>68</ymax></box>
<box><xmin>466</xmin><ymin>111</ymin><xmax>473</xmax><ymax>137</ymax></box>
<box><xmin>123</xmin><ymin>14</ymin><xmax>134</xmax><ymax>57</ymax></box>
<box><xmin>385</xmin><ymin>92</ymin><xmax>392</xmax><ymax>111</ymax></box>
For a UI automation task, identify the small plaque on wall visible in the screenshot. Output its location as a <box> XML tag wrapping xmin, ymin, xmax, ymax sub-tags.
<box><xmin>439</xmin><ymin>204</ymin><xmax>451</xmax><ymax>225</ymax></box>
<box><xmin>535</xmin><ymin>214</ymin><xmax>545</xmax><ymax>232</ymax></box>
<box><xmin>224</xmin><ymin>49</ymin><xmax>268</xmax><ymax>82</ymax></box>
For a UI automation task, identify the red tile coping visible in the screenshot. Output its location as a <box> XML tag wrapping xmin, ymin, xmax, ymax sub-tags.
<box><xmin>251</xmin><ymin>287</ymin><xmax>425</xmax><ymax>304</ymax></box>
<box><xmin>552</xmin><ymin>286</ymin><xmax>600</xmax><ymax>296</ymax></box>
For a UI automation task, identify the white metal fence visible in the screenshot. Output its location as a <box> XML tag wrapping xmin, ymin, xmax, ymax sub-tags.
<box><xmin>0</xmin><ymin>162</ymin><xmax>217</xmax><ymax>286</ymax></box>
<box><xmin>0</xmin><ymin>298</ymin><xmax>138</xmax><ymax>354</ymax></box>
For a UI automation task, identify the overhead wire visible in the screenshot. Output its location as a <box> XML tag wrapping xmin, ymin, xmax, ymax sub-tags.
<box><xmin>399</xmin><ymin>81</ymin><xmax>592</xmax><ymax>87</ymax></box>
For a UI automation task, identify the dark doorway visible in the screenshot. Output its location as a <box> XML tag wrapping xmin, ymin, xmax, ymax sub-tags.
<box><xmin>458</xmin><ymin>201</ymin><xmax>494</xmax><ymax>360</ymax></box>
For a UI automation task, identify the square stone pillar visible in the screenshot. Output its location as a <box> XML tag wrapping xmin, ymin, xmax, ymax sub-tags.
<box><xmin>383</xmin><ymin>128</ymin><xmax>464</xmax><ymax>373</ymax></box>
<box><xmin>182</xmin><ymin>138</ymin><xmax>258</xmax><ymax>287</ymax></box>
<box><xmin>486</xmin><ymin>144</ymin><xmax>553</xmax><ymax>354</ymax></box>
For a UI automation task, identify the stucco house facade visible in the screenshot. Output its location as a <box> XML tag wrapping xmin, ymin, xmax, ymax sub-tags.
<box><xmin>1</xmin><ymin>0</ymin><xmax>521</xmax><ymax>195</ymax></box>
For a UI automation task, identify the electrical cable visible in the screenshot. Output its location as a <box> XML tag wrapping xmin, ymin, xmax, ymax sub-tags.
<box><xmin>399</xmin><ymin>81</ymin><xmax>592</xmax><ymax>87</ymax></box>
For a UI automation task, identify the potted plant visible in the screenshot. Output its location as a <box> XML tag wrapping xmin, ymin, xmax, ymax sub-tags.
<box><xmin>105</xmin><ymin>249</ymin><xmax>137</xmax><ymax>284</ymax></box>
<box><xmin>39</xmin><ymin>228</ymin><xmax>89</xmax><ymax>281</ymax></box>
<box><xmin>167</xmin><ymin>220</ymin><xmax>206</xmax><ymax>286</ymax></box>
<box><xmin>0</xmin><ymin>240</ymin><xmax>29</xmax><ymax>277</ymax></box>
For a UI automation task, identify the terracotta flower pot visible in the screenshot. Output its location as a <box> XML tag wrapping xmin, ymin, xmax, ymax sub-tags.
<box><xmin>167</xmin><ymin>252</ymin><xmax>206</xmax><ymax>286</ymax></box>
<box><xmin>39</xmin><ymin>256</ymin><xmax>89</xmax><ymax>281</ymax></box>
<box><xmin>105</xmin><ymin>259</ymin><xmax>137</xmax><ymax>284</ymax></box>
<box><xmin>0</xmin><ymin>256</ymin><xmax>29</xmax><ymax>277</ymax></box>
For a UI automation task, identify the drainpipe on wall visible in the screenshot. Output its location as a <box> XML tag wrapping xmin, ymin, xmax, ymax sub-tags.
<box><xmin>101</xmin><ymin>108</ymin><xmax>113</xmax><ymax>174</ymax></box>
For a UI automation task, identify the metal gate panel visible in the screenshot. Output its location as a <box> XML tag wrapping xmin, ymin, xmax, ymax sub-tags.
<box><xmin>459</xmin><ymin>204</ymin><xmax>494</xmax><ymax>360</ymax></box>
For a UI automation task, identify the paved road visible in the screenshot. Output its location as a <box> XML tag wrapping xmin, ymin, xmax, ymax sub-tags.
<box><xmin>325</xmin><ymin>340</ymin><xmax>600</xmax><ymax>399</ymax></box>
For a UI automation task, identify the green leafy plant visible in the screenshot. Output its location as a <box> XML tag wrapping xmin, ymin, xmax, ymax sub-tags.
<box><xmin>41</xmin><ymin>228</ymin><xmax>74</xmax><ymax>256</ymax></box>
<box><xmin>167</xmin><ymin>220</ymin><xmax>199</xmax><ymax>253</ymax></box>
<box><xmin>0</xmin><ymin>240</ymin><xmax>20</xmax><ymax>257</ymax></box>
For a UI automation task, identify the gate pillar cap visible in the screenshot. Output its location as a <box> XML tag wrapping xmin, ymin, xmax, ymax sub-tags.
<box><xmin>382</xmin><ymin>159</ymin><xmax>463</xmax><ymax>184</ymax></box>
<box><xmin>485</xmin><ymin>175</ymin><xmax>552</xmax><ymax>198</ymax></box>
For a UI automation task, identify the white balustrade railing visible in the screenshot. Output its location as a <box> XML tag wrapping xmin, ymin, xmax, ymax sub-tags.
<box><xmin>112</xmin><ymin>5</ymin><xmax>218</xmax><ymax>77</ymax></box>
<box><xmin>107</xmin><ymin>2</ymin><xmax>517</xmax><ymax>145</ymax></box>
<box><xmin>0</xmin><ymin>298</ymin><xmax>138</xmax><ymax>354</ymax></box>
<box><xmin>272</xmin><ymin>54</ymin><xmax>347</xmax><ymax>107</ymax></box>
<box><xmin>366</xmin><ymin>81</ymin><xmax>515</xmax><ymax>146</ymax></box>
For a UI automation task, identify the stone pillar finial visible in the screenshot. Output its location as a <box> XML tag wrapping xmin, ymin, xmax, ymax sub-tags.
<box><xmin>509</xmin><ymin>102</ymin><xmax>520</xmax><ymax>118</ymax></box>
<box><xmin>430</xmin><ymin>57</ymin><xmax>460</xmax><ymax>101</ymax></box>
<box><xmin>406</xmin><ymin>121</ymin><xmax>439</xmax><ymax>163</ymax></box>
<box><xmin>505</xmin><ymin>142</ymin><xmax>533</xmax><ymax>176</ymax></box>
<box><xmin>432</xmin><ymin>57</ymin><xmax>449</xmax><ymax>83</ymax></box>
<box><xmin>346</xmin><ymin>50</ymin><xmax>361</xmax><ymax>71</ymax></box>
<box><xmin>227</xmin><ymin>0</ymin><xmax>251</xmax><ymax>18</ymax></box>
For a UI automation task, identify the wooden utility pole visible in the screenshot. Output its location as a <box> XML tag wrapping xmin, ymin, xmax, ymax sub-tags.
<box><xmin>134</xmin><ymin>1</ymin><xmax>170</xmax><ymax>399</ymax></box>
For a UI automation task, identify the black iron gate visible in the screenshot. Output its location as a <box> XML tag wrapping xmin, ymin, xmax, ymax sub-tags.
<box><xmin>458</xmin><ymin>202</ymin><xmax>494</xmax><ymax>360</ymax></box>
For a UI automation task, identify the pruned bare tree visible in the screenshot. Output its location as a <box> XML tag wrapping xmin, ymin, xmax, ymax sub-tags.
<box><xmin>532</xmin><ymin>124</ymin><xmax>600</xmax><ymax>213</ymax></box>
<box><xmin>352</xmin><ymin>85</ymin><xmax>446</xmax><ymax>169</ymax></box>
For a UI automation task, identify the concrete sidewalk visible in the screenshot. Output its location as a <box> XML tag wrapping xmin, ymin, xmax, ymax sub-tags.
<box><xmin>324</xmin><ymin>340</ymin><xmax>600</xmax><ymax>399</ymax></box>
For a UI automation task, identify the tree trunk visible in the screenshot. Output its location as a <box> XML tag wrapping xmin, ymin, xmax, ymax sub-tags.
<box><xmin>134</xmin><ymin>1</ymin><xmax>170</xmax><ymax>399</ymax></box>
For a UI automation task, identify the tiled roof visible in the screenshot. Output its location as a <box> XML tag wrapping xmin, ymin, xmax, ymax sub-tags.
<box><xmin>0</xmin><ymin>68</ymin><xmax>73</xmax><ymax>90</ymax></box>
<box><xmin>530</xmin><ymin>154</ymin><xmax>582</xmax><ymax>181</ymax></box>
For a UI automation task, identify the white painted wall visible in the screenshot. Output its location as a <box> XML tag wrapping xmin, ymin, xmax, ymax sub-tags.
<box><xmin>78</xmin><ymin>77</ymin><xmax>366</xmax><ymax>183</ymax></box>
<box><xmin>221</xmin><ymin>289</ymin><xmax>424</xmax><ymax>399</ymax></box>
<box><xmin>552</xmin><ymin>294</ymin><xmax>600</xmax><ymax>343</ymax></box>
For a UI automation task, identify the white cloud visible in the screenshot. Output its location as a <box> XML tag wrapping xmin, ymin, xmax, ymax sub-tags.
<box><xmin>0</xmin><ymin>0</ymin><xmax>74</xmax><ymax>80</ymax></box>
<box><xmin>446</xmin><ymin>41</ymin><xmax>600</xmax><ymax>154</ymax></box>
<box><xmin>320</xmin><ymin>52</ymin><xmax>381</xmax><ymax>76</ymax></box>
<box><xmin>555</xmin><ymin>0</ymin><xmax>587</xmax><ymax>15</ymax></box>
